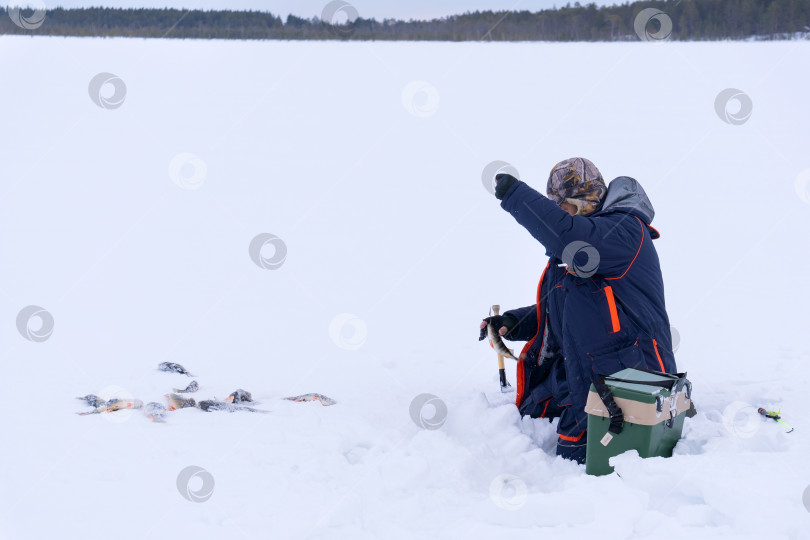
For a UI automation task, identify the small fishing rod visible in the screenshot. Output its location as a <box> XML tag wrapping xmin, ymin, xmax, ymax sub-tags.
<box><xmin>758</xmin><ymin>408</ymin><xmax>794</xmax><ymax>433</ymax></box>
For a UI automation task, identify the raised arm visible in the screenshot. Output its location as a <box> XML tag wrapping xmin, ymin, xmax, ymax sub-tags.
<box><xmin>497</xmin><ymin>179</ymin><xmax>640</xmax><ymax>278</ymax></box>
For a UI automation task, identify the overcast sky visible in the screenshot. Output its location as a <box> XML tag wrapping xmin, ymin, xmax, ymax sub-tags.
<box><xmin>42</xmin><ymin>0</ymin><xmax>623</xmax><ymax>21</ymax></box>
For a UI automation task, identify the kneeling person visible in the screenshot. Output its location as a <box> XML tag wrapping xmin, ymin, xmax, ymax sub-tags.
<box><xmin>483</xmin><ymin>158</ymin><xmax>676</xmax><ymax>464</ymax></box>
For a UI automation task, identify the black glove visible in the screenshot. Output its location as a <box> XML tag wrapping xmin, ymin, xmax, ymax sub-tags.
<box><xmin>478</xmin><ymin>313</ymin><xmax>518</xmax><ymax>341</ymax></box>
<box><xmin>494</xmin><ymin>173</ymin><xmax>518</xmax><ymax>200</ymax></box>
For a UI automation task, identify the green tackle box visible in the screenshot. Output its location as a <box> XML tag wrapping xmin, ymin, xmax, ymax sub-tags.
<box><xmin>584</xmin><ymin>368</ymin><xmax>692</xmax><ymax>476</ymax></box>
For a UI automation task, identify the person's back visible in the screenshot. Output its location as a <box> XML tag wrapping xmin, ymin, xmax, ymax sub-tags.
<box><xmin>547</xmin><ymin>178</ymin><xmax>676</xmax><ymax>427</ymax></box>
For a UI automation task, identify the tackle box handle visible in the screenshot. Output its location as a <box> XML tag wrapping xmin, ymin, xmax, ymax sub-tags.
<box><xmin>601</xmin><ymin>368</ymin><xmax>689</xmax><ymax>395</ymax></box>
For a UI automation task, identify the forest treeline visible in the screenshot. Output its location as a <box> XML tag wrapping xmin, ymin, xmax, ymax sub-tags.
<box><xmin>1</xmin><ymin>0</ymin><xmax>809</xmax><ymax>41</ymax></box>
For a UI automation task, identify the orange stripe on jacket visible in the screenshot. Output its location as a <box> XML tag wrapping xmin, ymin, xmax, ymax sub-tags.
<box><xmin>516</xmin><ymin>261</ymin><xmax>551</xmax><ymax>408</ymax></box>
<box><xmin>604</xmin><ymin>286</ymin><xmax>621</xmax><ymax>333</ymax></box>
<box><xmin>559</xmin><ymin>431</ymin><xmax>585</xmax><ymax>442</ymax></box>
<box><xmin>606</xmin><ymin>216</ymin><xmax>646</xmax><ymax>281</ymax></box>
<box><xmin>652</xmin><ymin>339</ymin><xmax>666</xmax><ymax>373</ymax></box>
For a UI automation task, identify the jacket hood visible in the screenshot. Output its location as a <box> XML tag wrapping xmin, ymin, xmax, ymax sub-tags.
<box><xmin>595</xmin><ymin>176</ymin><xmax>659</xmax><ymax>238</ymax></box>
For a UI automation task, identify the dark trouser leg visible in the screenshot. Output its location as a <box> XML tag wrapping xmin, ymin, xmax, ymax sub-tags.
<box><xmin>555</xmin><ymin>406</ymin><xmax>587</xmax><ymax>464</ymax></box>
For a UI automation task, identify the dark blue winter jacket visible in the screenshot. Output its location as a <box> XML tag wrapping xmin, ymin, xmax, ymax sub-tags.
<box><xmin>500</xmin><ymin>176</ymin><xmax>677</xmax><ymax>435</ymax></box>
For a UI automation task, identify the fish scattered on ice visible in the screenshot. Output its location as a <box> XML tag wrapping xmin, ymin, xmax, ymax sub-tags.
<box><xmin>77</xmin><ymin>399</ymin><xmax>143</xmax><ymax>415</ymax></box>
<box><xmin>172</xmin><ymin>380</ymin><xmax>199</xmax><ymax>393</ymax></box>
<box><xmin>143</xmin><ymin>402</ymin><xmax>167</xmax><ymax>423</ymax></box>
<box><xmin>224</xmin><ymin>389</ymin><xmax>252</xmax><ymax>404</ymax></box>
<box><xmin>77</xmin><ymin>394</ymin><xmax>107</xmax><ymax>408</ymax></box>
<box><xmin>198</xmin><ymin>399</ymin><xmax>268</xmax><ymax>414</ymax></box>
<box><xmin>283</xmin><ymin>393</ymin><xmax>337</xmax><ymax>406</ymax></box>
<box><xmin>158</xmin><ymin>362</ymin><xmax>194</xmax><ymax>376</ymax></box>
<box><xmin>165</xmin><ymin>393</ymin><xmax>197</xmax><ymax>411</ymax></box>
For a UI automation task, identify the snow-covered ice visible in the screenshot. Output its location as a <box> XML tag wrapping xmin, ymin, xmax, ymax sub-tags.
<box><xmin>1</xmin><ymin>36</ymin><xmax>810</xmax><ymax>539</ymax></box>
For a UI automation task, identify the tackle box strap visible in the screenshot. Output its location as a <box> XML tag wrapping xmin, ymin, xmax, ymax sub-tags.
<box><xmin>592</xmin><ymin>375</ymin><xmax>625</xmax><ymax>435</ymax></box>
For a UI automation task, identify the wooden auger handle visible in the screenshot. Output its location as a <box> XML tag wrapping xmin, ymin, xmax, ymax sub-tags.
<box><xmin>492</xmin><ymin>304</ymin><xmax>505</xmax><ymax>370</ymax></box>
<box><xmin>491</xmin><ymin>304</ymin><xmax>513</xmax><ymax>392</ymax></box>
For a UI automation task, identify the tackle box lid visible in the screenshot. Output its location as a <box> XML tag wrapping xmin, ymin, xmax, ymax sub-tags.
<box><xmin>589</xmin><ymin>368</ymin><xmax>683</xmax><ymax>403</ymax></box>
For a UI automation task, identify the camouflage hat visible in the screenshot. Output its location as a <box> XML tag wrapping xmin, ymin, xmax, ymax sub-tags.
<box><xmin>546</xmin><ymin>157</ymin><xmax>607</xmax><ymax>216</ymax></box>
